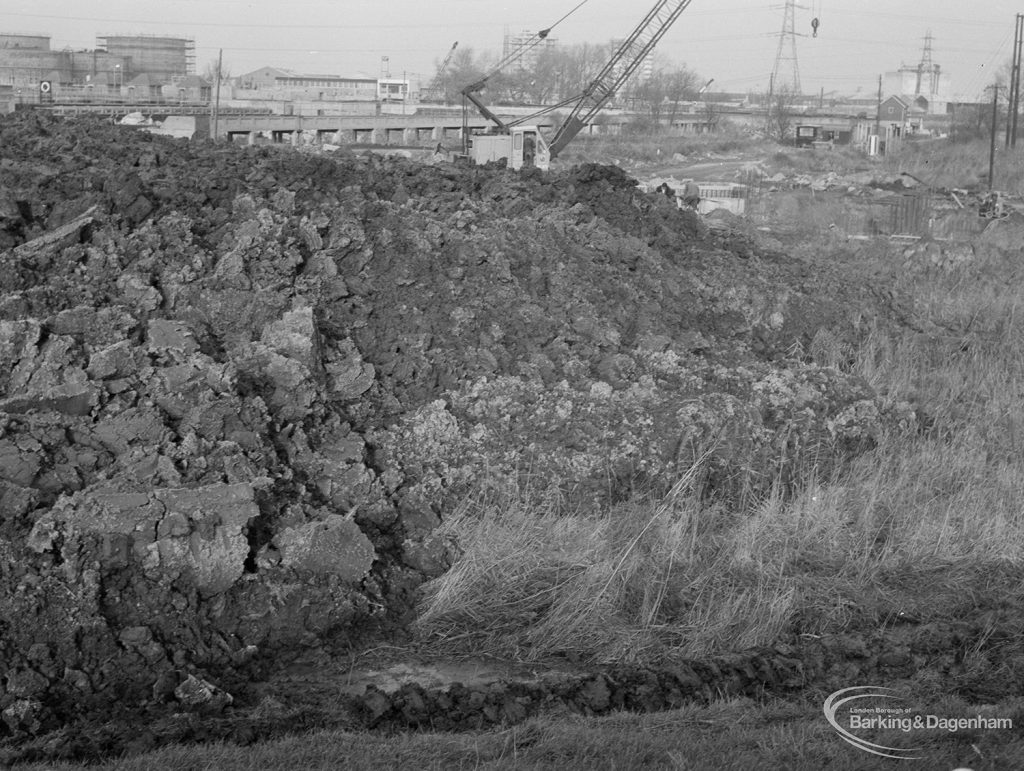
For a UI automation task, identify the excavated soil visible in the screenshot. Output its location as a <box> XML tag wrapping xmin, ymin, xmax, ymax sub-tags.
<box><xmin>2</xmin><ymin>112</ymin><xmax>1016</xmax><ymax>764</ymax></box>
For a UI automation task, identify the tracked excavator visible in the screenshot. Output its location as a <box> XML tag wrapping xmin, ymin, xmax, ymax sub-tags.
<box><xmin>460</xmin><ymin>0</ymin><xmax>695</xmax><ymax>170</ymax></box>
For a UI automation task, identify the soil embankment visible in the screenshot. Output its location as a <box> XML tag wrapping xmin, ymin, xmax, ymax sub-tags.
<box><xmin>0</xmin><ymin>113</ymin><xmax>969</xmax><ymax>763</ymax></box>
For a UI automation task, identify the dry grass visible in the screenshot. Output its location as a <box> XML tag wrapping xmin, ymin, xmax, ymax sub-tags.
<box><xmin>556</xmin><ymin>128</ymin><xmax>772</xmax><ymax>167</ymax></box>
<box><xmin>882</xmin><ymin>137</ymin><xmax>1024</xmax><ymax>193</ymax></box>
<box><xmin>415</xmin><ymin>148</ymin><xmax>1024</xmax><ymax>665</ymax></box>
<box><xmin>415</xmin><ymin>457</ymin><xmax>801</xmax><ymax>662</ymax></box>
<box><xmin>25</xmin><ymin>695</ymin><xmax>1023</xmax><ymax>771</ymax></box>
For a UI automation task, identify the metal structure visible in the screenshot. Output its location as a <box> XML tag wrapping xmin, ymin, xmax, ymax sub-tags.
<box><xmin>422</xmin><ymin>41</ymin><xmax>458</xmax><ymax>103</ymax></box>
<box><xmin>771</xmin><ymin>0</ymin><xmax>801</xmax><ymax>95</ymax></box>
<box><xmin>914</xmin><ymin>31</ymin><xmax>938</xmax><ymax>96</ymax></box>
<box><xmin>461</xmin><ymin>0</ymin><xmax>694</xmax><ymax>165</ymax></box>
<box><xmin>542</xmin><ymin>0</ymin><xmax>694</xmax><ymax>157</ymax></box>
<box><xmin>98</xmin><ymin>35</ymin><xmax>195</xmax><ymax>80</ymax></box>
<box><xmin>1007</xmin><ymin>14</ymin><xmax>1023</xmax><ymax>148</ymax></box>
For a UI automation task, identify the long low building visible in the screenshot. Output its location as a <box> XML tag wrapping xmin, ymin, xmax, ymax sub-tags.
<box><xmin>235</xmin><ymin>66</ymin><xmax>415</xmax><ymax>103</ymax></box>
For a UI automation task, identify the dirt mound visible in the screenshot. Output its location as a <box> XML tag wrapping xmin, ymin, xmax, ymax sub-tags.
<box><xmin>8</xmin><ymin>609</ymin><xmax>1024</xmax><ymax>763</ymax></box>
<box><xmin>0</xmin><ymin>112</ymin><xmax>921</xmax><ymax>745</ymax></box>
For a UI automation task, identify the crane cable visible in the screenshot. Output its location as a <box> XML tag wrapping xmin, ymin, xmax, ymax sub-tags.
<box><xmin>549</xmin><ymin>0</ymin><xmax>593</xmax><ymax>33</ymax></box>
<box><xmin>485</xmin><ymin>0</ymin><xmax>593</xmax><ymax>77</ymax></box>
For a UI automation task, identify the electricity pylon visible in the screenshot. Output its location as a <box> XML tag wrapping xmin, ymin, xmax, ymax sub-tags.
<box><xmin>771</xmin><ymin>0</ymin><xmax>802</xmax><ymax>95</ymax></box>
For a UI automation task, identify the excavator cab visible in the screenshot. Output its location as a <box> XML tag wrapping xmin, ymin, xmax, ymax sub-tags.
<box><xmin>512</xmin><ymin>127</ymin><xmax>550</xmax><ymax>170</ymax></box>
<box><xmin>468</xmin><ymin>127</ymin><xmax>550</xmax><ymax>171</ymax></box>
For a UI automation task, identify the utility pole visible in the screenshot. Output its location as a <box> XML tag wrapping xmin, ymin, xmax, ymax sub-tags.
<box><xmin>1010</xmin><ymin>13</ymin><xmax>1024</xmax><ymax>147</ymax></box>
<box><xmin>1007</xmin><ymin>15</ymin><xmax>1021</xmax><ymax>147</ymax></box>
<box><xmin>874</xmin><ymin>74</ymin><xmax>882</xmax><ymax>137</ymax></box>
<box><xmin>989</xmin><ymin>84</ymin><xmax>999</xmax><ymax>189</ymax></box>
<box><xmin>212</xmin><ymin>49</ymin><xmax>222</xmax><ymax>142</ymax></box>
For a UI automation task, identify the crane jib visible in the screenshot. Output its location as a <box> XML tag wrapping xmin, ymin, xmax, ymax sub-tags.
<box><xmin>461</xmin><ymin>0</ymin><xmax>696</xmax><ymax>166</ymax></box>
<box><xmin>549</xmin><ymin>0</ymin><xmax>694</xmax><ymax>158</ymax></box>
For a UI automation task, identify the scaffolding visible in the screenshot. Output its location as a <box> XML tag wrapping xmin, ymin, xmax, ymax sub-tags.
<box><xmin>97</xmin><ymin>34</ymin><xmax>195</xmax><ymax>78</ymax></box>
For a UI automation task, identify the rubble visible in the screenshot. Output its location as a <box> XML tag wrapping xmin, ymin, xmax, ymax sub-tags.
<box><xmin>0</xmin><ymin>112</ymin><xmax>921</xmax><ymax>745</ymax></box>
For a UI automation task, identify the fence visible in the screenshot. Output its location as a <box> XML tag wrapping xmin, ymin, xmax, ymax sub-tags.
<box><xmin>738</xmin><ymin>171</ymin><xmax>989</xmax><ymax>241</ymax></box>
<box><xmin>697</xmin><ymin>183</ymin><xmax>748</xmax><ymax>215</ymax></box>
<box><xmin>839</xmin><ymin>193</ymin><xmax>931</xmax><ymax>237</ymax></box>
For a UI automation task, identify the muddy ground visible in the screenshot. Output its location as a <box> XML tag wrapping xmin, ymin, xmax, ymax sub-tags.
<box><xmin>1</xmin><ymin>112</ymin><xmax>1022</xmax><ymax>765</ymax></box>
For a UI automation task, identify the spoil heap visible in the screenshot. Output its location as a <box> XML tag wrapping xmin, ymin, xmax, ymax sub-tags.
<box><xmin>0</xmin><ymin>113</ymin><xmax>914</xmax><ymax>739</ymax></box>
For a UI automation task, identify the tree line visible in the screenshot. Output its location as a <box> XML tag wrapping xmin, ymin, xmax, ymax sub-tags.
<box><xmin>425</xmin><ymin>41</ymin><xmax>705</xmax><ymax>124</ymax></box>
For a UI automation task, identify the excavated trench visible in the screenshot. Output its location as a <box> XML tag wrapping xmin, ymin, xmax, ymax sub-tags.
<box><xmin>1</xmin><ymin>112</ymin><xmax>1020</xmax><ymax>764</ymax></box>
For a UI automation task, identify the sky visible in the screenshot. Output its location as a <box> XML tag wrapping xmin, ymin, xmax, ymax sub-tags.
<box><xmin>4</xmin><ymin>0</ymin><xmax>1021</xmax><ymax>100</ymax></box>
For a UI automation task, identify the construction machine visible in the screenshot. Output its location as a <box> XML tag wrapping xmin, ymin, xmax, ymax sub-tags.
<box><xmin>460</xmin><ymin>0</ymin><xmax>695</xmax><ymax>170</ymax></box>
<box><xmin>422</xmin><ymin>41</ymin><xmax>459</xmax><ymax>103</ymax></box>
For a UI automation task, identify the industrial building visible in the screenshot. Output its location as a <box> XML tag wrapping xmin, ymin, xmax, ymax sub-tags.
<box><xmin>0</xmin><ymin>32</ymin><xmax>193</xmax><ymax>101</ymax></box>
<box><xmin>235</xmin><ymin>66</ymin><xmax>402</xmax><ymax>103</ymax></box>
<box><xmin>883</xmin><ymin>31</ymin><xmax>949</xmax><ymax>116</ymax></box>
<box><xmin>0</xmin><ymin>32</ymin><xmax>127</xmax><ymax>92</ymax></box>
<box><xmin>98</xmin><ymin>35</ymin><xmax>195</xmax><ymax>81</ymax></box>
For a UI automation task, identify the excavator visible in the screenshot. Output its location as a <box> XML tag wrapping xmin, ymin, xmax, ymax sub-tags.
<box><xmin>460</xmin><ymin>0</ymin><xmax>695</xmax><ymax>170</ymax></box>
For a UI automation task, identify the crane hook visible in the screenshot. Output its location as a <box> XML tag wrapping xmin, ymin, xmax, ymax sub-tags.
<box><xmin>811</xmin><ymin>17</ymin><xmax>820</xmax><ymax>37</ymax></box>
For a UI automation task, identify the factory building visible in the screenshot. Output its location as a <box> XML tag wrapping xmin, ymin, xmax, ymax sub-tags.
<box><xmin>883</xmin><ymin>31</ymin><xmax>950</xmax><ymax>116</ymax></box>
<box><xmin>0</xmin><ymin>32</ymin><xmax>191</xmax><ymax>97</ymax></box>
<box><xmin>98</xmin><ymin>35</ymin><xmax>194</xmax><ymax>81</ymax></box>
<box><xmin>235</xmin><ymin>66</ymin><xmax>381</xmax><ymax>102</ymax></box>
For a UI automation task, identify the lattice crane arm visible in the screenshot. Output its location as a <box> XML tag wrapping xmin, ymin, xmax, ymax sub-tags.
<box><xmin>537</xmin><ymin>0</ymin><xmax>696</xmax><ymax>158</ymax></box>
<box><xmin>439</xmin><ymin>41</ymin><xmax>459</xmax><ymax>73</ymax></box>
<box><xmin>460</xmin><ymin>27</ymin><xmax>552</xmax><ymax>129</ymax></box>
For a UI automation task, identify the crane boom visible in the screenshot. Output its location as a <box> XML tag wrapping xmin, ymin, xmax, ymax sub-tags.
<box><xmin>459</xmin><ymin>0</ymin><xmax>696</xmax><ymax>170</ymax></box>
<box><xmin>547</xmin><ymin>0</ymin><xmax>694</xmax><ymax>158</ymax></box>
<box><xmin>439</xmin><ymin>41</ymin><xmax>459</xmax><ymax>73</ymax></box>
<box><xmin>424</xmin><ymin>41</ymin><xmax>459</xmax><ymax>102</ymax></box>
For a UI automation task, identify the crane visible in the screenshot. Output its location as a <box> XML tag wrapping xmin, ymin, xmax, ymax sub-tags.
<box><xmin>423</xmin><ymin>41</ymin><xmax>459</xmax><ymax>103</ymax></box>
<box><xmin>461</xmin><ymin>0</ymin><xmax>695</xmax><ymax>169</ymax></box>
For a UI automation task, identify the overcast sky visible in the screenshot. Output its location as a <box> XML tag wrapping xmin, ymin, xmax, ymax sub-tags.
<box><xmin>5</xmin><ymin>0</ymin><xmax>1019</xmax><ymax>99</ymax></box>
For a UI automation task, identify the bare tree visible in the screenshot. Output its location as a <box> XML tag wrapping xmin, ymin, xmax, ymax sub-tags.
<box><xmin>630</xmin><ymin>70</ymin><xmax>670</xmax><ymax>124</ymax></box>
<box><xmin>443</xmin><ymin>47</ymin><xmax>492</xmax><ymax>103</ymax></box>
<box><xmin>768</xmin><ymin>86</ymin><xmax>798</xmax><ymax>142</ymax></box>
<box><xmin>612</xmin><ymin>55</ymin><xmax>701</xmax><ymax>129</ymax></box>
<box><xmin>202</xmin><ymin>58</ymin><xmax>232</xmax><ymax>84</ymax></box>
<box><xmin>665</xmin><ymin>66</ymin><xmax>699</xmax><ymax>126</ymax></box>
<box><xmin>702</xmin><ymin>99</ymin><xmax>720</xmax><ymax>133</ymax></box>
<box><xmin>430</xmin><ymin>38</ymin><xmax>702</xmax><ymax>118</ymax></box>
